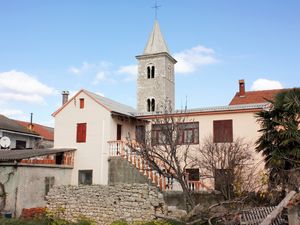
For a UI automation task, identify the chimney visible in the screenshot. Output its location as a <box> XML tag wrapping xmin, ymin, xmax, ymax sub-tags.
<box><xmin>62</xmin><ymin>91</ymin><xmax>69</xmax><ymax>105</ymax></box>
<box><xmin>28</xmin><ymin>113</ymin><xmax>34</xmax><ymax>130</ymax></box>
<box><xmin>238</xmin><ymin>79</ymin><xmax>245</xmax><ymax>97</ymax></box>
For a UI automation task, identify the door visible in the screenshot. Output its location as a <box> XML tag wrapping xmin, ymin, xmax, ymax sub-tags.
<box><xmin>117</xmin><ymin>124</ymin><xmax>122</xmax><ymax>140</ymax></box>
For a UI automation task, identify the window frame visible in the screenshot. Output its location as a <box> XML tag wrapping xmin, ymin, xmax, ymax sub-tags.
<box><xmin>185</xmin><ymin>168</ymin><xmax>200</xmax><ymax>181</ymax></box>
<box><xmin>45</xmin><ymin>176</ymin><xmax>55</xmax><ymax>196</ymax></box>
<box><xmin>78</xmin><ymin>170</ymin><xmax>93</xmax><ymax>185</ymax></box>
<box><xmin>178</xmin><ymin>122</ymin><xmax>199</xmax><ymax>145</ymax></box>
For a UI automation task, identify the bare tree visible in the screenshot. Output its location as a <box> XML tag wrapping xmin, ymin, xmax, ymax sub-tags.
<box><xmin>195</xmin><ymin>137</ymin><xmax>263</xmax><ymax>200</ymax></box>
<box><xmin>127</xmin><ymin>103</ymin><xmax>199</xmax><ymax>211</ymax></box>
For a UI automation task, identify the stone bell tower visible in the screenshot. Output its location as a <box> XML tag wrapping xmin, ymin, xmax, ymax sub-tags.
<box><xmin>136</xmin><ymin>20</ymin><xmax>177</xmax><ymax>113</ymax></box>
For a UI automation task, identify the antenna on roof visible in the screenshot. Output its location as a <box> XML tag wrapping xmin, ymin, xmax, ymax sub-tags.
<box><xmin>152</xmin><ymin>0</ymin><xmax>161</xmax><ymax>20</ymax></box>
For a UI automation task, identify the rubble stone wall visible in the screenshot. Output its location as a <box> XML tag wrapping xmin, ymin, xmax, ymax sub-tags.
<box><xmin>46</xmin><ymin>184</ymin><xmax>165</xmax><ymax>224</ymax></box>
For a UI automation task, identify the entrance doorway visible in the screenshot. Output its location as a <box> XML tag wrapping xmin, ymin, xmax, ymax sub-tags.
<box><xmin>117</xmin><ymin>124</ymin><xmax>122</xmax><ymax>140</ymax></box>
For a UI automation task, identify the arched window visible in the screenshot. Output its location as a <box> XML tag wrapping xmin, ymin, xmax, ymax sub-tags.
<box><xmin>151</xmin><ymin>98</ymin><xmax>155</xmax><ymax>112</ymax></box>
<box><xmin>151</xmin><ymin>66</ymin><xmax>155</xmax><ymax>78</ymax></box>
<box><xmin>147</xmin><ymin>99</ymin><xmax>151</xmax><ymax>112</ymax></box>
<box><xmin>147</xmin><ymin>66</ymin><xmax>151</xmax><ymax>79</ymax></box>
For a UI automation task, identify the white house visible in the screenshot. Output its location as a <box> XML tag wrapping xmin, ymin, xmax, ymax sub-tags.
<box><xmin>52</xmin><ymin>20</ymin><xmax>285</xmax><ymax>189</ymax></box>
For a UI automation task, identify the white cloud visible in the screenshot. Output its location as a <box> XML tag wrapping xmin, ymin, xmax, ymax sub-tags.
<box><xmin>93</xmin><ymin>71</ymin><xmax>108</xmax><ymax>84</ymax></box>
<box><xmin>95</xmin><ymin>92</ymin><xmax>104</xmax><ymax>97</ymax></box>
<box><xmin>118</xmin><ymin>65</ymin><xmax>138</xmax><ymax>81</ymax></box>
<box><xmin>0</xmin><ymin>93</ymin><xmax>44</xmax><ymax>103</ymax></box>
<box><xmin>0</xmin><ymin>109</ymin><xmax>24</xmax><ymax>117</ymax></box>
<box><xmin>251</xmin><ymin>78</ymin><xmax>283</xmax><ymax>91</ymax></box>
<box><xmin>68</xmin><ymin>61</ymin><xmax>95</xmax><ymax>75</ymax></box>
<box><xmin>0</xmin><ymin>70</ymin><xmax>56</xmax><ymax>104</ymax></box>
<box><xmin>174</xmin><ymin>45</ymin><xmax>218</xmax><ymax>74</ymax></box>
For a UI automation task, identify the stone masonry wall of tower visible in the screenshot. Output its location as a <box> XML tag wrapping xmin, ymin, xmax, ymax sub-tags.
<box><xmin>136</xmin><ymin>21</ymin><xmax>177</xmax><ymax>113</ymax></box>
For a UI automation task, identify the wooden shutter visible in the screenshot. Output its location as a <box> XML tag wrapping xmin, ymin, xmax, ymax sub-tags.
<box><xmin>77</xmin><ymin>123</ymin><xmax>87</xmax><ymax>143</ymax></box>
<box><xmin>213</xmin><ymin>120</ymin><xmax>233</xmax><ymax>143</ymax></box>
<box><xmin>79</xmin><ymin>98</ymin><xmax>84</xmax><ymax>109</ymax></box>
<box><xmin>223</xmin><ymin>120</ymin><xmax>233</xmax><ymax>142</ymax></box>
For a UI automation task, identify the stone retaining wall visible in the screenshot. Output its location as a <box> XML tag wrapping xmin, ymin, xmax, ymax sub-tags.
<box><xmin>46</xmin><ymin>184</ymin><xmax>165</xmax><ymax>224</ymax></box>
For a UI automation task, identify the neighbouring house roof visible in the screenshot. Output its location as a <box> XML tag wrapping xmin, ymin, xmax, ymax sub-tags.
<box><xmin>0</xmin><ymin>148</ymin><xmax>76</xmax><ymax>162</ymax></box>
<box><xmin>229</xmin><ymin>89</ymin><xmax>285</xmax><ymax>105</ymax></box>
<box><xmin>14</xmin><ymin>120</ymin><xmax>54</xmax><ymax>141</ymax></box>
<box><xmin>136</xmin><ymin>103</ymin><xmax>268</xmax><ymax>118</ymax></box>
<box><xmin>143</xmin><ymin>20</ymin><xmax>169</xmax><ymax>55</ymax></box>
<box><xmin>0</xmin><ymin>114</ymin><xmax>39</xmax><ymax>136</ymax></box>
<box><xmin>52</xmin><ymin>89</ymin><xmax>136</xmax><ymax>118</ymax></box>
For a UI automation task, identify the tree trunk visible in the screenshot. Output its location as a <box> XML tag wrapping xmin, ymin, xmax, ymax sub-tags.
<box><xmin>179</xmin><ymin>179</ymin><xmax>195</xmax><ymax>212</ymax></box>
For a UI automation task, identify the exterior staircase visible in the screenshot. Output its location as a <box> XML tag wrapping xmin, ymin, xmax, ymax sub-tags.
<box><xmin>108</xmin><ymin>140</ymin><xmax>209</xmax><ymax>192</ymax></box>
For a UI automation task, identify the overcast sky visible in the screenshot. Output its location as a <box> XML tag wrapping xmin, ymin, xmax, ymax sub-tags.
<box><xmin>0</xmin><ymin>0</ymin><xmax>299</xmax><ymax>126</ymax></box>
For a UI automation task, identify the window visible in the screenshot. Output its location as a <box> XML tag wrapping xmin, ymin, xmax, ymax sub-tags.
<box><xmin>16</xmin><ymin>140</ymin><xmax>26</xmax><ymax>149</ymax></box>
<box><xmin>79</xmin><ymin>98</ymin><xmax>84</xmax><ymax>109</ymax></box>
<box><xmin>45</xmin><ymin>177</ymin><xmax>55</xmax><ymax>196</ymax></box>
<box><xmin>147</xmin><ymin>98</ymin><xmax>155</xmax><ymax>112</ymax></box>
<box><xmin>152</xmin><ymin>124</ymin><xmax>171</xmax><ymax>145</ymax></box>
<box><xmin>214</xmin><ymin>169</ymin><xmax>234</xmax><ymax>197</ymax></box>
<box><xmin>147</xmin><ymin>99</ymin><xmax>151</xmax><ymax>112</ymax></box>
<box><xmin>136</xmin><ymin>125</ymin><xmax>145</xmax><ymax>143</ymax></box>
<box><xmin>147</xmin><ymin>66</ymin><xmax>151</xmax><ymax>79</ymax></box>
<box><xmin>78</xmin><ymin>170</ymin><xmax>93</xmax><ymax>185</ymax></box>
<box><xmin>152</xmin><ymin>122</ymin><xmax>199</xmax><ymax>145</ymax></box>
<box><xmin>185</xmin><ymin>168</ymin><xmax>200</xmax><ymax>181</ymax></box>
<box><xmin>151</xmin><ymin>66</ymin><xmax>155</xmax><ymax>78</ymax></box>
<box><xmin>151</xmin><ymin>98</ymin><xmax>155</xmax><ymax>111</ymax></box>
<box><xmin>55</xmin><ymin>153</ymin><xmax>63</xmax><ymax>165</ymax></box>
<box><xmin>213</xmin><ymin>120</ymin><xmax>233</xmax><ymax>143</ymax></box>
<box><xmin>76</xmin><ymin>123</ymin><xmax>87</xmax><ymax>143</ymax></box>
<box><xmin>178</xmin><ymin>122</ymin><xmax>199</xmax><ymax>144</ymax></box>
<box><xmin>146</xmin><ymin>65</ymin><xmax>155</xmax><ymax>79</ymax></box>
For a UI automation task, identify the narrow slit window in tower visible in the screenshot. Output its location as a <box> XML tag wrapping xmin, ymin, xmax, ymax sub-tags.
<box><xmin>151</xmin><ymin>98</ymin><xmax>155</xmax><ymax>111</ymax></box>
<box><xmin>151</xmin><ymin>66</ymin><xmax>155</xmax><ymax>78</ymax></box>
<box><xmin>147</xmin><ymin>99</ymin><xmax>151</xmax><ymax>112</ymax></box>
<box><xmin>147</xmin><ymin>66</ymin><xmax>151</xmax><ymax>79</ymax></box>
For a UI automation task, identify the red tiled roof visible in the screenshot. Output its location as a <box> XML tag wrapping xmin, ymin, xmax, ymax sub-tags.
<box><xmin>14</xmin><ymin>120</ymin><xmax>54</xmax><ymax>141</ymax></box>
<box><xmin>229</xmin><ymin>89</ymin><xmax>286</xmax><ymax>105</ymax></box>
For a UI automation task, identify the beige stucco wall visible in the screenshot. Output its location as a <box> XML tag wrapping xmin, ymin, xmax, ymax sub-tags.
<box><xmin>0</xmin><ymin>165</ymin><xmax>72</xmax><ymax>217</ymax></box>
<box><xmin>188</xmin><ymin>111</ymin><xmax>264</xmax><ymax>167</ymax></box>
<box><xmin>54</xmin><ymin>91</ymin><xmax>137</xmax><ymax>185</ymax></box>
<box><xmin>142</xmin><ymin>110</ymin><xmax>266</xmax><ymax>190</ymax></box>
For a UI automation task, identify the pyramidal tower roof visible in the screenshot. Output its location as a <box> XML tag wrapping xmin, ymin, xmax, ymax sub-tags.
<box><xmin>143</xmin><ymin>20</ymin><xmax>169</xmax><ymax>55</ymax></box>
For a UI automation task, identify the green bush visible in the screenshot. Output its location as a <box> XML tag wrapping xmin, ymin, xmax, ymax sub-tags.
<box><xmin>109</xmin><ymin>220</ymin><xmax>129</xmax><ymax>225</ymax></box>
<box><xmin>110</xmin><ymin>220</ymin><xmax>185</xmax><ymax>225</ymax></box>
<box><xmin>0</xmin><ymin>218</ymin><xmax>95</xmax><ymax>225</ymax></box>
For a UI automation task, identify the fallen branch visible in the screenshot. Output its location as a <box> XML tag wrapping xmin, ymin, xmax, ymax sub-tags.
<box><xmin>208</xmin><ymin>196</ymin><xmax>248</xmax><ymax>210</ymax></box>
<box><xmin>260</xmin><ymin>190</ymin><xmax>296</xmax><ymax>225</ymax></box>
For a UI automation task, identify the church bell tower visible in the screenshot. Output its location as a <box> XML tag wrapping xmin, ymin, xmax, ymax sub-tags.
<box><xmin>136</xmin><ymin>20</ymin><xmax>177</xmax><ymax>113</ymax></box>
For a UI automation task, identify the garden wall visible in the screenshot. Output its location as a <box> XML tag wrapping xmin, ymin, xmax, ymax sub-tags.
<box><xmin>46</xmin><ymin>184</ymin><xmax>165</xmax><ymax>224</ymax></box>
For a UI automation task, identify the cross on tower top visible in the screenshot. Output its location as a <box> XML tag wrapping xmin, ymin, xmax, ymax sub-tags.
<box><xmin>152</xmin><ymin>1</ymin><xmax>161</xmax><ymax>19</ymax></box>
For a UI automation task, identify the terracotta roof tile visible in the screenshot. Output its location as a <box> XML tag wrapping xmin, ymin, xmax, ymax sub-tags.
<box><xmin>14</xmin><ymin>120</ymin><xmax>54</xmax><ymax>141</ymax></box>
<box><xmin>0</xmin><ymin>148</ymin><xmax>75</xmax><ymax>161</ymax></box>
<box><xmin>229</xmin><ymin>89</ymin><xmax>286</xmax><ymax>105</ymax></box>
<box><xmin>0</xmin><ymin>115</ymin><xmax>38</xmax><ymax>136</ymax></box>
